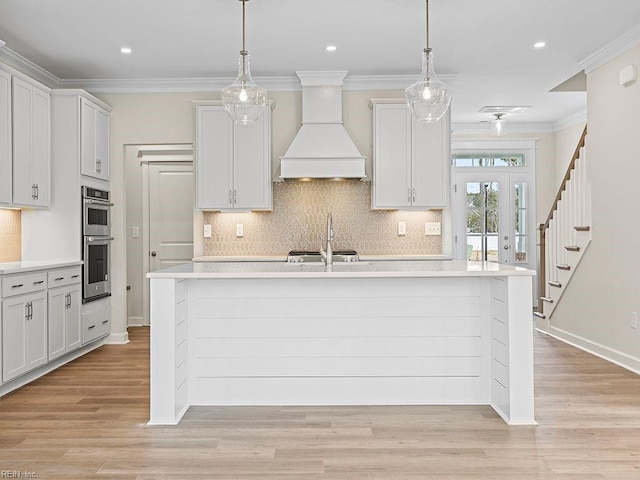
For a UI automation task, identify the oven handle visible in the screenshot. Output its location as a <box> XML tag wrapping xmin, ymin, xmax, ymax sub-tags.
<box><xmin>84</xmin><ymin>199</ymin><xmax>114</xmax><ymax>207</ymax></box>
<box><xmin>86</xmin><ymin>236</ymin><xmax>114</xmax><ymax>242</ymax></box>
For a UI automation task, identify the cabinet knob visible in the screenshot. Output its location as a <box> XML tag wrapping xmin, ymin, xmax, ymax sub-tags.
<box><xmin>150</xmin><ymin>251</ymin><xmax>157</xmax><ymax>257</ymax></box>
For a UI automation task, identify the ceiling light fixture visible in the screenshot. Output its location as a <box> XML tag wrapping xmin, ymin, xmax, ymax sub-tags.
<box><xmin>492</xmin><ymin>113</ymin><xmax>506</xmax><ymax>136</ymax></box>
<box><xmin>326</xmin><ymin>45</ymin><xmax>337</xmax><ymax>52</ymax></box>
<box><xmin>120</xmin><ymin>47</ymin><xmax>132</xmax><ymax>55</ymax></box>
<box><xmin>533</xmin><ymin>41</ymin><xmax>546</xmax><ymax>49</ymax></box>
<box><xmin>221</xmin><ymin>0</ymin><xmax>267</xmax><ymax>124</ymax></box>
<box><xmin>405</xmin><ymin>0</ymin><xmax>451</xmax><ymax>123</ymax></box>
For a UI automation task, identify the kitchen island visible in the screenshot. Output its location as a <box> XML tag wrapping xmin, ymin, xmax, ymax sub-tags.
<box><xmin>148</xmin><ymin>261</ymin><xmax>536</xmax><ymax>426</ymax></box>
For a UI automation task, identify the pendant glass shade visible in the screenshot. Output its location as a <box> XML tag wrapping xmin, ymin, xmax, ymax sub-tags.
<box><xmin>405</xmin><ymin>49</ymin><xmax>452</xmax><ymax>123</ymax></box>
<box><xmin>222</xmin><ymin>52</ymin><xmax>267</xmax><ymax>124</ymax></box>
<box><xmin>491</xmin><ymin>113</ymin><xmax>506</xmax><ymax>136</ymax></box>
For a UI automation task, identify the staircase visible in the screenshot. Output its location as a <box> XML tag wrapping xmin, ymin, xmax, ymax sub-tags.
<box><xmin>535</xmin><ymin>126</ymin><xmax>591</xmax><ymax>328</ymax></box>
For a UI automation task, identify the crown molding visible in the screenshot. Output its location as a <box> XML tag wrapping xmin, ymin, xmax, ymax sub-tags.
<box><xmin>0</xmin><ymin>46</ymin><xmax>60</xmax><ymax>88</ymax></box>
<box><xmin>580</xmin><ymin>23</ymin><xmax>640</xmax><ymax>74</ymax></box>
<box><xmin>452</xmin><ymin>122</ymin><xmax>555</xmax><ymax>135</ymax></box>
<box><xmin>552</xmin><ymin>109</ymin><xmax>587</xmax><ymax>132</ymax></box>
<box><xmin>452</xmin><ymin>138</ymin><xmax>539</xmax><ymax>151</ymax></box>
<box><xmin>344</xmin><ymin>74</ymin><xmax>456</xmax><ymax>91</ymax></box>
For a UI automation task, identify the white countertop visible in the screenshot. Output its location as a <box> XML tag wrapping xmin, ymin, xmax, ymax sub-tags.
<box><xmin>148</xmin><ymin>260</ymin><xmax>535</xmax><ymax>279</ymax></box>
<box><xmin>192</xmin><ymin>254</ymin><xmax>453</xmax><ymax>262</ymax></box>
<box><xmin>0</xmin><ymin>260</ymin><xmax>83</xmax><ymax>275</ymax></box>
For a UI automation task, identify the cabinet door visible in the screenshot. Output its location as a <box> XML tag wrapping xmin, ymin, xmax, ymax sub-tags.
<box><xmin>412</xmin><ymin>109</ymin><xmax>450</xmax><ymax>208</ymax></box>
<box><xmin>2</xmin><ymin>296</ymin><xmax>28</xmax><ymax>381</ymax></box>
<box><xmin>48</xmin><ymin>288</ymin><xmax>67</xmax><ymax>360</ymax></box>
<box><xmin>80</xmin><ymin>99</ymin><xmax>98</xmax><ymax>177</ymax></box>
<box><xmin>234</xmin><ymin>109</ymin><xmax>271</xmax><ymax>210</ymax></box>
<box><xmin>372</xmin><ymin>104</ymin><xmax>412</xmax><ymax>209</ymax></box>
<box><xmin>0</xmin><ymin>69</ymin><xmax>11</xmax><ymax>204</ymax></box>
<box><xmin>12</xmin><ymin>77</ymin><xmax>33</xmax><ymax>206</ymax></box>
<box><xmin>196</xmin><ymin>106</ymin><xmax>233</xmax><ymax>210</ymax></box>
<box><xmin>11</xmin><ymin>77</ymin><xmax>50</xmax><ymax>207</ymax></box>
<box><xmin>96</xmin><ymin>107</ymin><xmax>110</xmax><ymax>180</ymax></box>
<box><xmin>66</xmin><ymin>286</ymin><xmax>82</xmax><ymax>352</ymax></box>
<box><xmin>31</xmin><ymin>86</ymin><xmax>50</xmax><ymax>207</ymax></box>
<box><xmin>26</xmin><ymin>293</ymin><xmax>47</xmax><ymax>372</ymax></box>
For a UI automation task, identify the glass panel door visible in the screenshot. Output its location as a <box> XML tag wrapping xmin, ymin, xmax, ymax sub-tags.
<box><xmin>456</xmin><ymin>172</ymin><xmax>510</xmax><ymax>264</ymax></box>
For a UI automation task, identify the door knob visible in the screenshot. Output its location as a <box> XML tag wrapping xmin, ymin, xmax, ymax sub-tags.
<box><xmin>151</xmin><ymin>251</ymin><xmax>157</xmax><ymax>257</ymax></box>
<box><xmin>504</xmin><ymin>245</ymin><xmax>509</xmax><ymax>250</ymax></box>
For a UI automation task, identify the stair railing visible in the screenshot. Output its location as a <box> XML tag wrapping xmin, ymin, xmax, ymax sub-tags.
<box><xmin>537</xmin><ymin>125</ymin><xmax>588</xmax><ymax>312</ymax></box>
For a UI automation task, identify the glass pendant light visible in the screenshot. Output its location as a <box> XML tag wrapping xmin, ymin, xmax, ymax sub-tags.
<box><xmin>492</xmin><ymin>113</ymin><xmax>506</xmax><ymax>136</ymax></box>
<box><xmin>221</xmin><ymin>0</ymin><xmax>267</xmax><ymax>124</ymax></box>
<box><xmin>405</xmin><ymin>0</ymin><xmax>451</xmax><ymax>123</ymax></box>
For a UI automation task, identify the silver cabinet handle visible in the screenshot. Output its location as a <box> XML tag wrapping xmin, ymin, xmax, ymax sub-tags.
<box><xmin>12</xmin><ymin>284</ymin><xmax>24</xmax><ymax>289</ymax></box>
<box><xmin>407</xmin><ymin>188</ymin><xmax>411</xmax><ymax>202</ymax></box>
<box><xmin>71</xmin><ymin>275</ymin><xmax>80</xmax><ymax>279</ymax></box>
<box><xmin>33</xmin><ymin>280</ymin><xmax>44</xmax><ymax>285</ymax></box>
<box><xmin>234</xmin><ymin>190</ymin><xmax>237</xmax><ymax>204</ymax></box>
<box><xmin>55</xmin><ymin>277</ymin><xmax>64</xmax><ymax>281</ymax></box>
<box><xmin>229</xmin><ymin>190</ymin><xmax>232</xmax><ymax>204</ymax></box>
<box><xmin>101</xmin><ymin>320</ymin><xmax>109</xmax><ymax>324</ymax></box>
<box><xmin>412</xmin><ymin>187</ymin><xmax>416</xmax><ymax>202</ymax></box>
<box><xmin>88</xmin><ymin>325</ymin><xmax>96</xmax><ymax>330</ymax></box>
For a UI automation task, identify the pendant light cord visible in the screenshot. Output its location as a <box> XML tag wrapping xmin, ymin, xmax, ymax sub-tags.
<box><xmin>425</xmin><ymin>0</ymin><xmax>430</xmax><ymax>53</ymax></box>
<box><xmin>241</xmin><ymin>0</ymin><xmax>247</xmax><ymax>84</ymax></box>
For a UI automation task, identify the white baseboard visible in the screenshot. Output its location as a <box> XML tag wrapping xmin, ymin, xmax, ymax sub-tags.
<box><xmin>104</xmin><ymin>331</ymin><xmax>129</xmax><ymax>345</ymax></box>
<box><xmin>128</xmin><ymin>316</ymin><xmax>145</xmax><ymax>326</ymax></box>
<box><xmin>548</xmin><ymin>326</ymin><xmax>640</xmax><ymax>376</ymax></box>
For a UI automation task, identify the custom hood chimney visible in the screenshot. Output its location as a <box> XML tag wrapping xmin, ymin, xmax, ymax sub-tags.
<box><xmin>279</xmin><ymin>71</ymin><xmax>366</xmax><ymax>179</ymax></box>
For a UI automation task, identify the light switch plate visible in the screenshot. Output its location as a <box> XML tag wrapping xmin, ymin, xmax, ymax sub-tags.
<box><xmin>132</xmin><ymin>226</ymin><xmax>140</xmax><ymax>239</ymax></box>
<box><xmin>425</xmin><ymin>222</ymin><xmax>442</xmax><ymax>236</ymax></box>
<box><xmin>203</xmin><ymin>224</ymin><xmax>212</xmax><ymax>238</ymax></box>
<box><xmin>398</xmin><ymin>222</ymin><xmax>406</xmax><ymax>236</ymax></box>
<box><xmin>236</xmin><ymin>224</ymin><xmax>244</xmax><ymax>238</ymax></box>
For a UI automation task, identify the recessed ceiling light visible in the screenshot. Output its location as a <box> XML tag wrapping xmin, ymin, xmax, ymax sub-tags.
<box><xmin>120</xmin><ymin>47</ymin><xmax>133</xmax><ymax>55</ymax></box>
<box><xmin>326</xmin><ymin>45</ymin><xmax>337</xmax><ymax>52</ymax></box>
<box><xmin>533</xmin><ymin>41</ymin><xmax>546</xmax><ymax>49</ymax></box>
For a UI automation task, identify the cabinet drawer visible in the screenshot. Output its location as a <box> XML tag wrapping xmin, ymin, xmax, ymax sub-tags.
<box><xmin>47</xmin><ymin>267</ymin><xmax>82</xmax><ymax>288</ymax></box>
<box><xmin>1</xmin><ymin>272</ymin><xmax>47</xmax><ymax>297</ymax></box>
<box><xmin>82</xmin><ymin>299</ymin><xmax>111</xmax><ymax>344</ymax></box>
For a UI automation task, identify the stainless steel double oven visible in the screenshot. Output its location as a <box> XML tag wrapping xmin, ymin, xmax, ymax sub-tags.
<box><xmin>82</xmin><ymin>187</ymin><xmax>112</xmax><ymax>302</ymax></box>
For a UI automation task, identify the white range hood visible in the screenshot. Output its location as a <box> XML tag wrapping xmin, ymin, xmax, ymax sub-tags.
<box><xmin>280</xmin><ymin>71</ymin><xmax>366</xmax><ymax>179</ymax></box>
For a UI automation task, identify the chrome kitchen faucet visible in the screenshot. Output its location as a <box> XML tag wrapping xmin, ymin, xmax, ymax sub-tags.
<box><xmin>320</xmin><ymin>213</ymin><xmax>334</xmax><ymax>266</ymax></box>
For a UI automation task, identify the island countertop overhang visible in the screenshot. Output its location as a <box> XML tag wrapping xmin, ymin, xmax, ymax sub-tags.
<box><xmin>147</xmin><ymin>260</ymin><xmax>535</xmax><ymax>280</ymax></box>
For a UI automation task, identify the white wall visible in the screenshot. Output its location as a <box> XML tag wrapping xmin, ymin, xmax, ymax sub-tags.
<box><xmin>551</xmin><ymin>44</ymin><xmax>640</xmax><ymax>367</ymax></box>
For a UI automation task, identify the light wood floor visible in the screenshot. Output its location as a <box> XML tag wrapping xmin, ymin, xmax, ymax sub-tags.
<box><xmin>1</xmin><ymin>328</ymin><xmax>640</xmax><ymax>479</ymax></box>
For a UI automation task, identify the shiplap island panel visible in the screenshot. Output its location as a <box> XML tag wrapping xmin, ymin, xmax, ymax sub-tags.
<box><xmin>148</xmin><ymin>261</ymin><xmax>535</xmax><ymax>426</ymax></box>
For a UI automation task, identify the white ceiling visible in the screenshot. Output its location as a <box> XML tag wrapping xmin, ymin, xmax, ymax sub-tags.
<box><xmin>0</xmin><ymin>0</ymin><xmax>639</xmax><ymax>126</ymax></box>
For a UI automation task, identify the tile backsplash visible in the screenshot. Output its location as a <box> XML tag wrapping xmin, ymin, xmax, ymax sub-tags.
<box><xmin>203</xmin><ymin>181</ymin><xmax>443</xmax><ymax>256</ymax></box>
<box><xmin>0</xmin><ymin>209</ymin><xmax>21</xmax><ymax>262</ymax></box>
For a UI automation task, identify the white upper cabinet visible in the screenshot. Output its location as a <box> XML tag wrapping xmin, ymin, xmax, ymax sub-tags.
<box><xmin>196</xmin><ymin>104</ymin><xmax>272</xmax><ymax>211</ymax></box>
<box><xmin>81</xmin><ymin>98</ymin><xmax>110</xmax><ymax>181</ymax></box>
<box><xmin>12</xmin><ymin>76</ymin><xmax>50</xmax><ymax>208</ymax></box>
<box><xmin>0</xmin><ymin>68</ymin><xmax>11</xmax><ymax>205</ymax></box>
<box><xmin>372</xmin><ymin>101</ymin><xmax>450</xmax><ymax>210</ymax></box>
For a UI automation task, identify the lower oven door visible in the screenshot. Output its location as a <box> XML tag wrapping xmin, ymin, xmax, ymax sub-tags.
<box><xmin>83</xmin><ymin>236</ymin><xmax>112</xmax><ymax>302</ymax></box>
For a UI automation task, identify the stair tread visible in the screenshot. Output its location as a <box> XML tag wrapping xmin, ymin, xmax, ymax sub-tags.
<box><xmin>556</xmin><ymin>264</ymin><xmax>571</xmax><ymax>271</ymax></box>
<box><xmin>548</xmin><ymin>281</ymin><xmax>562</xmax><ymax>288</ymax></box>
<box><xmin>540</xmin><ymin>297</ymin><xmax>554</xmax><ymax>303</ymax></box>
<box><xmin>533</xmin><ymin>312</ymin><xmax>546</xmax><ymax>319</ymax></box>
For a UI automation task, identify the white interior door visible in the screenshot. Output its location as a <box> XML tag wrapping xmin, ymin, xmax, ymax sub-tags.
<box><xmin>143</xmin><ymin>163</ymin><xmax>193</xmax><ymax>325</ymax></box>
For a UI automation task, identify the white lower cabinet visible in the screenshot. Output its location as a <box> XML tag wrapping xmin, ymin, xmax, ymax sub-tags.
<box><xmin>48</xmin><ymin>284</ymin><xmax>81</xmax><ymax>361</ymax></box>
<box><xmin>2</xmin><ymin>291</ymin><xmax>47</xmax><ymax>382</ymax></box>
<box><xmin>0</xmin><ymin>265</ymin><xmax>97</xmax><ymax>389</ymax></box>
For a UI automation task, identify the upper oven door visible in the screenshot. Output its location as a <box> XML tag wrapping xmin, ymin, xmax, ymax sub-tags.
<box><xmin>83</xmin><ymin>199</ymin><xmax>111</xmax><ymax>236</ymax></box>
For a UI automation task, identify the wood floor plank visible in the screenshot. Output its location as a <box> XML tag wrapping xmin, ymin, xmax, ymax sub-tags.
<box><xmin>0</xmin><ymin>327</ymin><xmax>639</xmax><ymax>478</ymax></box>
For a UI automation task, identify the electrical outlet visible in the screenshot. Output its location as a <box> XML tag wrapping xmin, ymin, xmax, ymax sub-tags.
<box><xmin>203</xmin><ymin>224</ymin><xmax>212</xmax><ymax>238</ymax></box>
<box><xmin>631</xmin><ymin>311</ymin><xmax>638</xmax><ymax>329</ymax></box>
<box><xmin>236</xmin><ymin>224</ymin><xmax>244</xmax><ymax>238</ymax></box>
<box><xmin>131</xmin><ymin>226</ymin><xmax>140</xmax><ymax>238</ymax></box>
<box><xmin>425</xmin><ymin>222</ymin><xmax>442</xmax><ymax>236</ymax></box>
<box><xmin>398</xmin><ymin>222</ymin><xmax>407</xmax><ymax>236</ymax></box>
